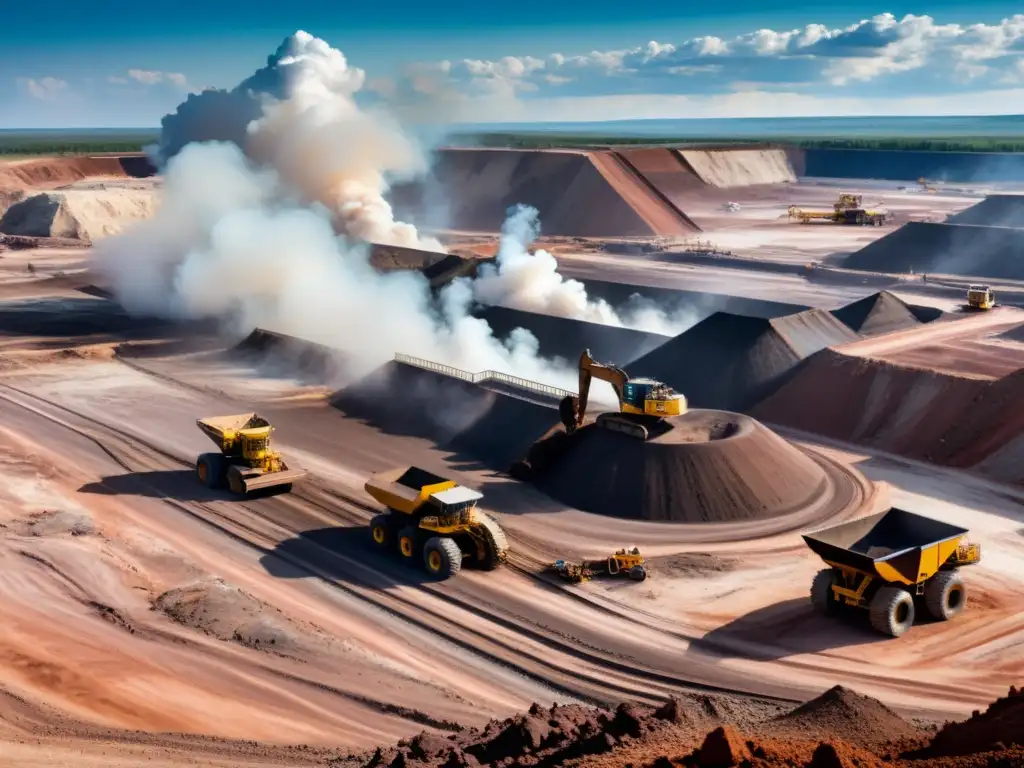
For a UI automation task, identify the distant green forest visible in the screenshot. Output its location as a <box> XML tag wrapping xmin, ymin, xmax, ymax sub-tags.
<box><xmin>2</xmin><ymin>129</ymin><xmax>1023</xmax><ymax>156</ymax></box>
<box><xmin>449</xmin><ymin>133</ymin><xmax>1024</xmax><ymax>153</ymax></box>
<box><xmin>0</xmin><ymin>131</ymin><xmax>159</xmax><ymax>156</ymax></box>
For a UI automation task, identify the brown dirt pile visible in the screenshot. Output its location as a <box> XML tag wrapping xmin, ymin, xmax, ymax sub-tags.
<box><xmin>768</xmin><ymin>686</ymin><xmax>922</xmax><ymax>748</ymax></box>
<box><xmin>927</xmin><ymin>686</ymin><xmax>1024</xmax><ymax>756</ymax></box>
<box><xmin>0</xmin><ymin>189</ymin><xmax>156</xmax><ymax>241</ymax></box>
<box><xmin>525</xmin><ymin>410</ymin><xmax>829</xmax><ymax>522</ymax></box>
<box><xmin>230</xmin><ymin>327</ymin><xmax>348</xmax><ymax>381</ymax></box>
<box><xmin>626</xmin><ymin>309</ymin><xmax>856</xmax><ymax>412</ymax></box>
<box><xmin>391</xmin><ymin>148</ymin><xmax>694</xmax><ymax>237</ymax></box>
<box><xmin>842</xmin><ymin>221</ymin><xmax>1024</xmax><ymax>281</ymax></box>
<box><xmin>830</xmin><ymin>292</ymin><xmax>924</xmax><ymax>336</ymax></box>
<box><xmin>750</xmin><ymin>350</ymin><xmax>1024</xmax><ymax>483</ymax></box>
<box><xmin>332</xmin><ymin>685</ymin><xmax>1024</xmax><ymax>768</ymax></box>
<box><xmin>0</xmin><ymin>155</ymin><xmax>153</xmax><ymax>191</ymax></box>
<box><xmin>947</xmin><ymin>194</ymin><xmax>1024</xmax><ymax>228</ymax></box>
<box><xmin>677</xmin><ymin>149</ymin><xmax>797</xmax><ymax>188</ymax></box>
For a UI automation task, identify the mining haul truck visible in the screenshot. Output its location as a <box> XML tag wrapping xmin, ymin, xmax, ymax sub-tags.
<box><xmin>195</xmin><ymin>413</ymin><xmax>307</xmax><ymax>496</ymax></box>
<box><xmin>364</xmin><ymin>466</ymin><xmax>509</xmax><ymax>580</ymax></box>
<box><xmin>804</xmin><ymin>507</ymin><xmax>981</xmax><ymax>638</ymax></box>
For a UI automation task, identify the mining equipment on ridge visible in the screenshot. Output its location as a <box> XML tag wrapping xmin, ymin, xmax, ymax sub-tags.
<box><xmin>364</xmin><ymin>467</ymin><xmax>509</xmax><ymax>580</ymax></box>
<box><xmin>195</xmin><ymin>413</ymin><xmax>307</xmax><ymax>496</ymax></box>
<box><xmin>550</xmin><ymin>548</ymin><xmax>648</xmax><ymax>583</ymax></box>
<box><xmin>559</xmin><ymin>349</ymin><xmax>687</xmax><ymax>441</ymax></box>
<box><xmin>804</xmin><ymin>508</ymin><xmax>981</xmax><ymax>638</ymax></box>
<box><xmin>962</xmin><ymin>284</ymin><xmax>997</xmax><ymax>311</ymax></box>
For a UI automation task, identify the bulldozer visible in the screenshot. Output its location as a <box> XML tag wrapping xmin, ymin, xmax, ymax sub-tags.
<box><xmin>551</xmin><ymin>548</ymin><xmax>648</xmax><ymax>583</ymax></box>
<box><xmin>804</xmin><ymin>507</ymin><xmax>981</xmax><ymax>638</ymax></box>
<box><xmin>195</xmin><ymin>413</ymin><xmax>307</xmax><ymax>496</ymax></box>
<box><xmin>364</xmin><ymin>466</ymin><xmax>509</xmax><ymax>580</ymax></box>
<box><xmin>559</xmin><ymin>349</ymin><xmax>686</xmax><ymax>441</ymax></box>
<box><xmin>964</xmin><ymin>284</ymin><xmax>996</xmax><ymax>311</ymax></box>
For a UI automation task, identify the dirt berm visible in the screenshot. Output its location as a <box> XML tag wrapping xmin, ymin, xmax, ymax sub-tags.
<box><xmin>230</xmin><ymin>328</ymin><xmax>348</xmax><ymax>381</ymax></box>
<box><xmin>330</xmin><ymin>361</ymin><xmax>559</xmax><ymax>470</ymax></box>
<box><xmin>625</xmin><ymin>309</ymin><xmax>857</xmax><ymax>411</ymax></box>
<box><xmin>472</xmin><ymin>305</ymin><xmax>669</xmax><ymax>366</ymax></box>
<box><xmin>0</xmin><ymin>154</ymin><xmax>154</xmax><ymax>191</ymax></box>
<box><xmin>842</xmin><ymin>221</ymin><xmax>1024</xmax><ymax>280</ymax></box>
<box><xmin>750</xmin><ymin>348</ymin><xmax>1024</xmax><ymax>484</ymax></box>
<box><xmin>524</xmin><ymin>410</ymin><xmax>829</xmax><ymax>523</ymax></box>
<box><xmin>946</xmin><ymin>194</ymin><xmax>1024</xmax><ymax>228</ymax></box>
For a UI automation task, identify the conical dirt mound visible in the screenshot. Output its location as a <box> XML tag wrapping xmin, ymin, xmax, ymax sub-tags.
<box><xmin>526</xmin><ymin>409</ymin><xmax>829</xmax><ymax>522</ymax></box>
<box><xmin>831</xmin><ymin>291</ymin><xmax>922</xmax><ymax>336</ymax></box>
<box><xmin>772</xmin><ymin>685</ymin><xmax>921</xmax><ymax>747</ymax></box>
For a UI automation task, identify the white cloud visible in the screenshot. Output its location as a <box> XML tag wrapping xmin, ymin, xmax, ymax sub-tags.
<box><xmin>16</xmin><ymin>77</ymin><xmax>69</xmax><ymax>102</ymax></box>
<box><xmin>382</xmin><ymin>12</ymin><xmax>1024</xmax><ymax>120</ymax></box>
<box><xmin>110</xmin><ymin>69</ymin><xmax>193</xmax><ymax>90</ymax></box>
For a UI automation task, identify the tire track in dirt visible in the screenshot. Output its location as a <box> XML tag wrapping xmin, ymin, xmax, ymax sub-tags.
<box><xmin>0</xmin><ymin>380</ymin><xmax>802</xmax><ymax>710</ymax></box>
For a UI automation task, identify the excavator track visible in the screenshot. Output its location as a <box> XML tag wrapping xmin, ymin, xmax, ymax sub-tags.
<box><xmin>595</xmin><ymin>413</ymin><xmax>649</xmax><ymax>440</ymax></box>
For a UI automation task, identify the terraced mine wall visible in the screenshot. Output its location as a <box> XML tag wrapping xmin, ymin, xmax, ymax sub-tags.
<box><xmin>801</xmin><ymin>148</ymin><xmax>1024</xmax><ymax>182</ymax></box>
<box><xmin>751</xmin><ymin>349</ymin><xmax>1024</xmax><ymax>485</ymax></box>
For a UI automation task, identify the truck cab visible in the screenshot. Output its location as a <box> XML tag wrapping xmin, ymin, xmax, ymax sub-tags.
<box><xmin>967</xmin><ymin>284</ymin><xmax>995</xmax><ymax>310</ymax></box>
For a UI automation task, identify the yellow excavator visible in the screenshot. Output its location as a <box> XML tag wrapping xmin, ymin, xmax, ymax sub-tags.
<box><xmin>558</xmin><ymin>349</ymin><xmax>686</xmax><ymax>441</ymax></box>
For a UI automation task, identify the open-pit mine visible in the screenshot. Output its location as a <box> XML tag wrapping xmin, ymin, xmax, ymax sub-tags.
<box><xmin>2</xmin><ymin>140</ymin><xmax>1024</xmax><ymax>768</ymax></box>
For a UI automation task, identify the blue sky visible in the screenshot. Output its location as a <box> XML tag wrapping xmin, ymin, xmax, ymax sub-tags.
<box><xmin>4</xmin><ymin>1</ymin><xmax>1024</xmax><ymax>127</ymax></box>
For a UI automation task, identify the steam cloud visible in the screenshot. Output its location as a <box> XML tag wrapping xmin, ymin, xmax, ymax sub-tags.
<box><xmin>97</xmin><ymin>30</ymin><xmax>694</xmax><ymax>397</ymax></box>
<box><xmin>473</xmin><ymin>205</ymin><xmax>700</xmax><ymax>336</ymax></box>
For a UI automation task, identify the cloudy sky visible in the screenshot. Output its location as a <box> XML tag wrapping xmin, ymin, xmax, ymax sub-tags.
<box><xmin>4</xmin><ymin>1</ymin><xmax>1024</xmax><ymax>128</ymax></box>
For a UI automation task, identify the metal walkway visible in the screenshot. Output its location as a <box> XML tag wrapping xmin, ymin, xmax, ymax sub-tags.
<box><xmin>394</xmin><ymin>353</ymin><xmax>575</xmax><ymax>406</ymax></box>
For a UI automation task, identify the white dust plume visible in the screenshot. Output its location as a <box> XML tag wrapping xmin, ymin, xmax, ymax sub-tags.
<box><xmin>470</xmin><ymin>205</ymin><xmax>700</xmax><ymax>336</ymax></box>
<box><xmin>95</xmin><ymin>140</ymin><xmax>583</xmax><ymax>390</ymax></box>
<box><xmin>155</xmin><ymin>30</ymin><xmax>439</xmax><ymax>252</ymax></box>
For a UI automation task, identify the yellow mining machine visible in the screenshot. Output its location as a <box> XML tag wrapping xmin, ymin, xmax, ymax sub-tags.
<box><xmin>551</xmin><ymin>548</ymin><xmax>648</xmax><ymax>583</ymax></box>
<box><xmin>559</xmin><ymin>349</ymin><xmax>686</xmax><ymax>441</ymax></box>
<box><xmin>195</xmin><ymin>413</ymin><xmax>307</xmax><ymax>496</ymax></box>
<box><xmin>918</xmin><ymin>177</ymin><xmax>938</xmax><ymax>193</ymax></box>
<box><xmin>804</xmin><ymin>507</ymin><xmax>981</xmax><ymax>638</ymax></box>
<box><xmin>964</xmin><ymin>284</ymin><xmax>997</xmax><ymax>311</ymax></box>
<box><xmin>364</xmin><ymin>467</ymin><xmax>509</xmax><ymax>580</ymax></box>
<box><xmin>788</xmin><ymin>195</ymin><xmax>889</xmax><ymax>226</ymax></box>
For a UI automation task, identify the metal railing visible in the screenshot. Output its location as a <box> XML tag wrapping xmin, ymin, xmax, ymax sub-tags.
<box><xmin>395</xmin><ymin>353</ymin><xmax>575</xmax><ymax>401</ymax></box>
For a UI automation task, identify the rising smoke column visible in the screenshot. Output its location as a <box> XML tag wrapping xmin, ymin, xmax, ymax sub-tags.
<box><xmin>469</xmin><ymin>205</ymin><xmax>702</xmax><ymax>336</ymax></box>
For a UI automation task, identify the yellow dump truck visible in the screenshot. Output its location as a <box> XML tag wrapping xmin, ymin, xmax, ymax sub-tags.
<box><xmin>965</xmin><ymin>284</ymin><xmax>996</xmax><ymax>311</ymax></box>
<box><xmin>364</xmin><ymin>467</ymin><xmax>509</xmax><ymax>580</ymax></box>
<box><xmin>804</xmin><ymin>508</ymin><xmax>981</xmax><ymax>637</ymax></box>
<box><xmin>195</xmin><ymin>413</ymin><xmax>307</xmax><ymax>496</ymax></box>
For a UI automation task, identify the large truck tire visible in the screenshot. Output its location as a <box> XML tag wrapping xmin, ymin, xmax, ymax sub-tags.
<box><xmin>925</xmin><ymin>570</ymin><xmax>966</xmax><ymax>621</ymax></box>
<box><xmin>810</xmin><ymin>568</ymin><xmax>836</xmax><ymax>614</ymax></box>
<box><xmin>423</xmin><ymin>537</ymin><xmax>462</xmax><ymax>580</ymax></box>
<box><xmin>196</xmin><ymin>453</ymin><xmax>226</xmax><ymax>489</ymax></box>
<box><xmin>398</xmin><ymin>525</ymin><xmax>420</xmax><ymax>564</ymax></box>
<box><xmin>370</xmin><ymin>514</ymin><xmax>393</xmax><ymax>549</ymax></box>
<box><xmin>869</xmin><ymin>586</ymin><xmax>915</xmax><ymax>637</ymax></box>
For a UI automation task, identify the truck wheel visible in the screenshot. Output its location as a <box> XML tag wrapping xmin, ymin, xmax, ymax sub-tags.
<box><xmin>423</xmin><ymin>537</ymin><xmax>462</xmax><ymax>580</ymax></box>
<box><xmin>629</xmin><ymin>565</ymin><xmax>647</xmax><ymax>582</ymax></box>
<box><xmin>397</xmin><ymin>526</ymin><xmax>420</xmax><ymax>564</ymax></box>
<box><xmin>196</xmin><ymin>453</ymin><xmax>226</xmax><ymax>489</ymax></box>
<box><xmin>810</xmin><ymin>568</ymin><xmax>836</xmax><ymax>614</ymax></box>
<box><xmin>869</xmin><ymin>586</ymin><xmax>915</xmax><ymax>637</ymax></box>
<box><xmin>226</xmin><ymin>466</ymin><xmax>247</xmax><ymax>496</ymax></box>
<box><xmin>924</xmin><ymin>570</ymin><xmax>966</xmax><ymax>621</ymax></box>
<box><xmin>370</xmin><ymin>514</ymin><xmax>393</xmax><ymax>549</ymax></box>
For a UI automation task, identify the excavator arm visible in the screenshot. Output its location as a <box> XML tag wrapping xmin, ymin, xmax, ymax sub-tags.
<box><xmin>560</xmin><ymin>349</ymin><xmax>629</xmax><ymax>433</ymax></box>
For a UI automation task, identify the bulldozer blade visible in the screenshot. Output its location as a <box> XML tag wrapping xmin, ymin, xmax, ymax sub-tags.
<box><xmin>242</xmin><ymin>468</ymin><xmax>307</xmax><ymax>492</ymax></box>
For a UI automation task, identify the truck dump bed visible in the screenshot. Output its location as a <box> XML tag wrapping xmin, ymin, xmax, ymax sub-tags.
<box><xmin>803</xmin><ymin>508</ymin><xmax>975</xmax><ymax>586</ymax></box>
<box><xmin>197</xmin><ymin>413</ymin><xmax>262</xmax><ymax>448</ymax></box>
<box><xmin>364</xmin><ymin>466</ymin><xmax>459</xmax><ymax>514</ymax></box>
